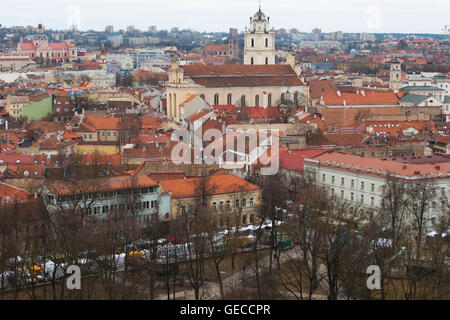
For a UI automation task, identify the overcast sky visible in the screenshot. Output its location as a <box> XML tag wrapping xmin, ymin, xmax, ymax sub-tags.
<box><xmin>0</xmin><ymin>0</ymin><xmax>448</xmax><ymax>34</ymax></box>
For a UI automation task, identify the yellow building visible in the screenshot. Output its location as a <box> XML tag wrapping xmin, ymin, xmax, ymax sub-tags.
<box><xmin>160</xmin><ymin>171</ymin><xmax>262</xmax><ymax>227</ymax></box>
<box><xmin>6</xmin><ymin>95</ymin><xmax>29</xmax><ymax>118</ymax></box>
<box><xmin>73</xmin><ymin>117</ymin><xmax>122</xmax><ymax>155</ymax></box>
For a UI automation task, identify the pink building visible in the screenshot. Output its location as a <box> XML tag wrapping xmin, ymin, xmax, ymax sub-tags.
<box><xmin>17</xmin><ymin>24</ymin><xmax>77</xmax><ymax>62</ymax></box>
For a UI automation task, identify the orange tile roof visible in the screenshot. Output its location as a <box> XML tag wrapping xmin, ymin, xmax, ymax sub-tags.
<box><xmin>46</xmin><ymin>174</ymin><xmax>158</xmax><ymax>196</ymax></box>
<box><xmin>186</xmin><ymin>109</ymin><xmax>211</xmax><ymax>122</ymax></box>
<box><xmin>160</xmin><ymin>173</ymin><xmax>260</xmax><ymax>199</ymax></box>
<box><xmin>0</xmin><ymin>182</ymin><xmax>34</xmax><ymax>203</ymax></box>
<box><xmin>83</xmin><ymin>117</ymin><xmax>121</xmax><ymax>130</ymax></box>
<box><xmin>180</xmin><ymin>94</ymin><xmax>198</xmax><ymax>108</ymax></box>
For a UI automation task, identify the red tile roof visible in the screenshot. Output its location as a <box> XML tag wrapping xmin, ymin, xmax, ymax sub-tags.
<box><xmin>279</xmin><ymin>149</ymin><xmax>326</xmax><ymax>172</ymax></box>
<box><xmin>305</xmin><ymin>151</ymin><xmax>450</xmax><ymax>180</ymax></box>
<box><xmin>182</xmin><ymin>64</ymin><xmax>304</xmax><ymax>87</ymax></box>
<box><xmin>309</xmin><ymin>80</ymin><xmax>337</xmax><ymax>99</ymax></box>
<box><xmin>322</xmin><ymin>91</ymin><xmax>398</xmax><ymax>105</ymax></box>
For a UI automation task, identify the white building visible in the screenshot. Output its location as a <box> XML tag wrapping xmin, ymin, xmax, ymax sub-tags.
<box><xmin>304</xmin><ymin>151</ymin><xmax>450</xmax><ymax>231</ymax></box>
<box><xmin>244</xmin><ymin>6</ymin><xmax>275</xmax><ymax>65</ymax></box>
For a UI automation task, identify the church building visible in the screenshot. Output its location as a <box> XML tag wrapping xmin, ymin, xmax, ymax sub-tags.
<box><xmin>244</xmin><ymin>6</ymin><xmax>275</xmax><ymax>65</ymax></box>
<box><xmin>17</xmin><ymin>24</ymin><xmax>77</xmax><ymax>63</ymax></box>
<box><xmin>165</xmin><ymin>6</ymin><xmax>308</xmax><ymax>124</ymax></box>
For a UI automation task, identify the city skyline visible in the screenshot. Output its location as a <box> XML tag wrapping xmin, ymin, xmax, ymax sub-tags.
<box><xmin>0</xmin><ymin>0</ymin><xmax>448</xmax><ymax>35</ymax></box>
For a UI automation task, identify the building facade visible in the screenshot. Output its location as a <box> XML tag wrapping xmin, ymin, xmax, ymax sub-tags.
<box><xmin>304</xmin><ymin>151</ymin><xmax>450</xmax><ymax>231</ymax></box>
<box><xmin>244</xmin><ymin>6</ymin><xmax>275</xmax><ymax>65</ymax></box>
<box><xmin>41</xmin><ymin>175</ymin><xmax>172</xmax><ymax>225</ymax></box>
<box><xmin>17</xmin><ymin>24</ymin><xmax>77</xmax><ymax>62</ymax></box>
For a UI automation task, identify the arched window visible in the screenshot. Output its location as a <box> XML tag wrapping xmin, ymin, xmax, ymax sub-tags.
<box><xmin>268</xmin><ymin>93</ymin><xmax>272</xmax><ymax>107</ymax></box>
<box><xmin>214</xmin><ymin>94</ymin><xmax>219</xmax><ymax>105</ymax></box>
<box><xmin>168</xmin><ymin>93</ymin><xmax>172</xmax><ymax>116</ymax></box>
<box><xmin>265</xmin><ymin>57</ymin><xmax>269</xmax><ymax>65</ymax></box>
<box><xmin>173</xmin><ymin>94</ymin><xmax>177</xmax><ymax>117</ymax></box>
<box><xmin>265</xmin><ymin>38</ymin><xmax>268</xmax><ymax>47</ymax></box>
<box><xmin>251</xmin><ymin>38</ymin><xmax>254</xmax><ymax>47</ymax></box>
<box><xmin>251</xmin><ymin>57</ymin><xmax>254</xmax><ymax>65</ymax></box>
<box><xmin>241</xmin><ymin>95</ymin><xmax>246</xmax><ymax>107</ymax></box>
<box><xmin>227</xmin><ymin>93</ymin><xmax>232</xmax><ymax>105</ymax></box>
<box><xmin>255</xmin><ymin>95</ymin><xmax>259</xmax><ymax>107</ymax></box>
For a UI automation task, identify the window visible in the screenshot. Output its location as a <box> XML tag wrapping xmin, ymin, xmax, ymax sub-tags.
<box><xmin>265</xmin><ymin>38</ymin><xmax>268</xmax><ymax>47</ymax></box>
<box><xmin>341</xmin><ymin>190</ymin><xmax>344</xmax><ymax>199</ymax></box>
<box><xmin>265</xmin><ymin>57</ymin><xmax>268</xmax><ymax>65</ymax></box>
<box><xmin>226</xmin><ymin>200</ymin><xmax>231</xmax><ymax>210</ymax></box>
<box><xmin>235</xmin><ymin>198</ymin><xmax>240</xmax><ymax>208</ymax></box>
<box><xmin>250</xmin><ymin>214</ymin><xmax>254</xmax><ymax>224</ymax></box>
<box><xmin>227</xmin><ymin>93</ymin><xmax>232</xmax><ymax>105</ymax></box>
<box><xmin>322</xmin><ymin>174</ymin><xmax>326</xmax><ymax>182</ymax></box>
<box><xmin>351</xmin><ymin>192</ymin><xmax>354</xmax><ymax>201</ymax></box>
<box><xmin>361</xmin><ymin>181</ymin><xmax>365</xmax><ymax>190</ymax></box>
<box><xmin>442</xmin><ymin>187</ymin><xmax>446</xmax><ymax>197</ymax></box>
<box><xmin>371</xmin><ymin>197</ymin><xmax>375</xmax><ymax>206</ymax></box>
<box><xmin>388</xmin><ymin>151</ymin><xmax>393</xmax><ymax>156</ymax></box>
<box><xmin>250</xmin><ymin>197</ymin><xmax>254</xmax><ymax>207</ymax></box>
<box><xmin>341</xmin><ymin>177</ymin><xmax>344</xmax><ymax>186</ymax></box>
<box><xmin>214</xmin><ymin>93</ymin><xmax>219</xmax><ymax>105</ymax></box>
<box><xmin>242</xmin><ymin>215</ymin><xmax>247</xmax><ymax>225</ymax></box>
<box><xmin>241</xmin><ymin>95</ymin><xmax>246</xmax><ymax>107</ymax></box>
<box><xmin>268</xmin><ymin>93</ymin><xmax>272</xmax><ymax>106</ymax></box>
<box><xmin>251</xmin><ymin>57</ymin><xmax>254</xmax><ymax>65</ymax></box>
<box><xmin>381</xmin><ymin>151</ymin><xmax>385</xmax><ymax>156</ymax></box>
<box><xmin>331</xmin><ymin>188</ymin><xmax>335</xmax><ymax>195</ymax></box>
<box><xmin>242</xmin><ymin>198</ymin><xmax>247</xmax><ymax>208</ymax></box>
<box><xmin>212</xmin><ymin>202</ymin><xmax>217</xmax><ymax>211</ymax></box>
<box><xmin>255</xmin><ymin>95</ymin><xmax>259</xmax><ymax>107</ymax></box>
<box><xmin>371</xmin><ymin>183</ymin><xmax>375</xmax><ymax>192</ymax></box>
<box><xmin>219</xmin><ymin>201</ymin><xmax>224</xmax><ymax>210</ymax></box>
<box><xmin>251</xmin><ymin>38</ymin><xmax>255</xmax><ymax>47</ymax></box>
<box><xmin>151</xmin><ymin>200</ymin><xmax>157</xmax><ymax>208</ymax></box>
<box><xmin>181</xmin><ymin>205</ymin><xmax>186</xmax><ymax>214</ymax></box>
<box><xmin>351</xmin><ymin>179</ymin><xmax>354</xmax><ymax>188</ymax></box>
<box><xmin>360</xmin><ymin>195</ymin><xmax>364</xmax><ymax>203</ymax></box>
<box><xmin>331</xmin><ymin>176</ymin><xmax>335</xmax><ymax>184</ymax></box>
<box><xmin>382</xmin><ymin>185</ymin><xmax>386</xmax><ymax>194</ymax></box>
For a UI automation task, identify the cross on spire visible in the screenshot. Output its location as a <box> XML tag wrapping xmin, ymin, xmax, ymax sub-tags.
<box><xmin>258</xmin><ymin>0</ymin><xmax>262</xmax><ymax>10</ymax></box>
